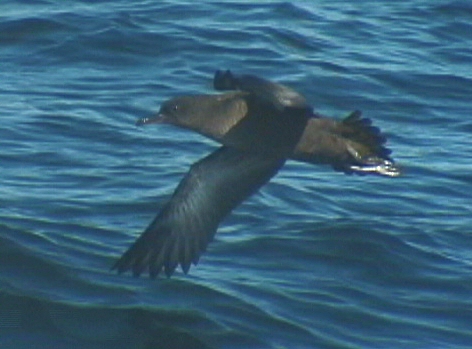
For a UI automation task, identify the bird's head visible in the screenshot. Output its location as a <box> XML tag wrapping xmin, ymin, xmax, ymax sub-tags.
<box><xmin>136</xmin><ymin>95</ymin><xmax>201</xmax><ymax>128</ymax></box>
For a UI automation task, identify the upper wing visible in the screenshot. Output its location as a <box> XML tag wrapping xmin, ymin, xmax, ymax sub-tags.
<box><xmin>112</xmin><ymin>146</ymin><xmax>285</xmax><ymax>278</ymax></box>
<box><xmin>292</xmin><ymin>111</ymin><xmax>400</xmax><ymax>176</ymax></box>
<box><xmin>214</xmin><ymin>69</ymin><xmax>311</xmax><ymax>112</ymax></box>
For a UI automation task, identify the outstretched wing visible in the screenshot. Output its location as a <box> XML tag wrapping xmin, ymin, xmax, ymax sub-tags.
<box><xmin>112</xmin><ymin>146</ymin><xmax>285</xmax><ymax>278</ymax></box>
<box><xmin>293</xmin><ymin>111</ymin><xmax>400</xmax><ymax>176</ymax></box>
<box><xmin>214</xmin><ymin>69</ymin><xmax>311</xmax><ymax>112</ymax></box>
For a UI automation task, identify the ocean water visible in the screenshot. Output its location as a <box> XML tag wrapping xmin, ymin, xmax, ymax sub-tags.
<box><xmin>1</xmin><ymin>1</ymin><xmax>471</xmax><ymax>348</ymax></box>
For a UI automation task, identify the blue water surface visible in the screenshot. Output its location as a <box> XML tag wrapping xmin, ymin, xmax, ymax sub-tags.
<box><xmin>1</xmin><ymin>1</ymin><xmax>472</xmax><ymax>348</ymax></box>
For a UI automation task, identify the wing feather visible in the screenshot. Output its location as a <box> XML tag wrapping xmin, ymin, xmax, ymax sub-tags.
<box><xmin>112</xmin><ymin>146</ymin><xmax>284</xmax><ymax>277</ymax></box>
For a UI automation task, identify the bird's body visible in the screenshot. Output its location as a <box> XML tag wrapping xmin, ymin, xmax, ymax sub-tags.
<box><xmin>112</xmin><ymin>70</ymin><xmax>400</xmax><ymax>278</ymax></box>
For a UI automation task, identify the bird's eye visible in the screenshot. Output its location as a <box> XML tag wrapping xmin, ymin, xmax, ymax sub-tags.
<box><xmin>171</xmin><ymin>104</ymin><xmax>179</xmax><ymax>112</ymax></box>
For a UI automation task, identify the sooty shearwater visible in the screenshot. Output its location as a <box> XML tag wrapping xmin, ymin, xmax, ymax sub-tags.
<box><xmin>112</xmin><ymin>70</ymin><xmax>400</xmax><ymax>278</ymax></box>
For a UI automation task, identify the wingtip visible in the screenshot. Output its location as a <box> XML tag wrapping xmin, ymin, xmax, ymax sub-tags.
<box><xmin>214</xmin><ymin>69</ymin><xmax>237</xmax><ymax>91</ymax></box>
<box><xmin>181</xmin><ymin>262</ymin><xmax>191</xmax><ymax>275</ymax></box>
<box><xmin>110</xmin><ymin>258</ymin><xmax>125</xmax><ymax>274</ymax></box>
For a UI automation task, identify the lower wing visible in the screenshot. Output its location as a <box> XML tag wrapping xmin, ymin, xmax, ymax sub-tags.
<box><xmin>112</xmin><ymin>146</ymin><xmax>285</xmax><ymax>278</ymax></box>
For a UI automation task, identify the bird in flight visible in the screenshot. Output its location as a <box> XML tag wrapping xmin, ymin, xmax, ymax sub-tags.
<box><xmin>112</xmin><ymin>70</ymin><xmax>400</xmax><ymax>278</ymax></box>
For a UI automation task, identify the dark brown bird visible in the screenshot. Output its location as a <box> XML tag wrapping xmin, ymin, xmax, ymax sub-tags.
<box><xmin>112</xmin><ymin>70</ymin><xmax>400</xmax><ymax>278</ymax></box>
